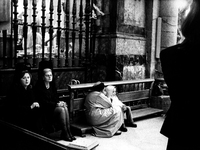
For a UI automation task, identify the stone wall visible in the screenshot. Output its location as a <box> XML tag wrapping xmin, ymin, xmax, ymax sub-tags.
<box><xmin>92</xmin><ymin>0</ymin><xmax>147</xmax><ymax>81</ymax></box>
<box><xmin>116</xmin><ymin>0</ymin><xmax>146</xmax><ymax>80</ymax></box>
<box><xmin>116</xmin><ymin>34</ymin><xmax>146</xmax><ymax>80</ymax></box>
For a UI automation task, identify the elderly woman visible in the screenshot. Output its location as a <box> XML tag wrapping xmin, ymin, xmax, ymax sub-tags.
<box><xmin>84</xmin><ymin>82</ymin><xmax>124</xmax><ymax>137</ymax></box>
<box><xmin>105</xmin><ymin>85</ymin><xmax>137</xmax><ymax>131</ymax></box>
<box><xmin>34</xmin><ymin>61</ymin><xmax>75</xmax><ymax>141</ymax></box>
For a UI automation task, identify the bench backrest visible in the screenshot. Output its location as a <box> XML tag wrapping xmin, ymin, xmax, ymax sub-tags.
<box><xmin>117</xmin><ymin>90</ymin><xmax>150</xmax><ymax>102</ymax></box>
<box><xmin>117</xmin><ymin>90</ymin><xmax>151</xmax><ymax>109</ymax></box>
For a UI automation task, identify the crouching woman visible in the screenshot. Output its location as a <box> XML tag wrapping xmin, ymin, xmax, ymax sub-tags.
<box><xmin>84</xmin><ymin>82</ymin><xmax>124</xmax><ymax>137</ymax></box>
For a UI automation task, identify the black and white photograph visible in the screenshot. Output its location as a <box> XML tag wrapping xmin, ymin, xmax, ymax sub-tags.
<box><xmin>0</xmin><ymin>0</ymin><xmax>198</xmax><ymax>149</ymax></box>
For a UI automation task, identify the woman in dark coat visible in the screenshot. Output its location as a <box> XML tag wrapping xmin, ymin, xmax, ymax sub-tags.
<box><xmin>7</xmin><ymin>62</ymin><xmax>40</xmax><ymax>131</ymax></box>
<box><xmin>34</xmin><ymin>61</ymin><xmax>75</xmax><ymax>141</ymax></box>
<box><xmin>160</xmin><ymin>0</ymin><xmax>200</xmax><ymax>149</ymax></box>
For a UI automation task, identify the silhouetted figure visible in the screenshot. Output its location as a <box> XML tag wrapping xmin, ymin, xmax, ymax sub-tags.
<box><xmin>160</xmin><ymin>0</ymin><xmax>200</xmax><ymax>149</ymax></box>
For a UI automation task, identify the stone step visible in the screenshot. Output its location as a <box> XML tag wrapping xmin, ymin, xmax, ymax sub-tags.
<box><xmin>132</xmin><ymin>107</ymin><xmax>164</xmax><ymax>120</ymax></box>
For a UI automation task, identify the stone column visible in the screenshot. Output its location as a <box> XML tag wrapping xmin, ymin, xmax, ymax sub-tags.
<box><xmin>153</xmin><ymin>0</ymin><xmax>178</xmax><ymax>78</ymax></box>
<box><xmin>145</xmin><ymin>0</ymin><xmax>159</xmax><ymax>78</ymax></box>
<box><xmin>160</xmin><ymin>0</ymin><xmax>178</xmax><ymax>50</ymax></box>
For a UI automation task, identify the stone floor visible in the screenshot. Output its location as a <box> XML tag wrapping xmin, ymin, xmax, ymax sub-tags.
<box><xmin>56</xmin><ymin>116</ymin><xmax>168</xmax><ymax>150</ymax></box>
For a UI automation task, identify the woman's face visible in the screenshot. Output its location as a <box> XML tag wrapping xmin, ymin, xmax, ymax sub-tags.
<box><xmin>43</xmin><ymin>69</ymin><xmax>53</xmax><ymax>83</ymax></box>
<box><xmin>105</xmin><ymin>86</ymin><xmax>116</xmax><ymax>97</ymax></box>
<box><xmin>113</xmin><ymin>88</ymin><xmax>117</xmax><ymax>96</ymax></box>
<box><xmin>21</xmin><ymin>73</ymin><xmax>31</xmax><ymax>88</ymax></box>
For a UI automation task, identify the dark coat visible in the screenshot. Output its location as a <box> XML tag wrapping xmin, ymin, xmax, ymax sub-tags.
<box><xmin>34</xmin><ymin>81</ymin><xmax>58</xmax><ymax>128</ymax></box>
<box><xmin>6</xmin><ymin>84</ymin><xmax>40</xmax><ymax>130</ymax></box>
<box><xmin>160</xmin><ymin>43</ymin><xmax>200</xmax><ymax>145</ymax></box>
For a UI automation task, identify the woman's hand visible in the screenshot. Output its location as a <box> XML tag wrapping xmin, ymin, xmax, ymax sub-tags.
<box><xmin>30</xmin><ymin>102</ymin><xmax>40</xmax><ymax>109</ymax></box>
<box><xmin>122</xmin><ymin>105</ymin><xmax>127</xmax><ymax>111</ymax></box>
<box><xmin>57</xmin><ymin>101</ymin><xmax>67</xmax><ymax>107</ymax></box>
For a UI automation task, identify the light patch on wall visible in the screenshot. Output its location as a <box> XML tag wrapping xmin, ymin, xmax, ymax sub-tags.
<box><xmin>116</xmin><ymin>38</ymin><xmax>146</xmax><ymax>55</ymax></box>
<box><xmin>123</xmin><ymin>65</ymin><xmax>145</xmax><ymax>80</ymax></box>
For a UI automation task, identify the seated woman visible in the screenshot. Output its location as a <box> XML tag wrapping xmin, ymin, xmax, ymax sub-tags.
<box><xmin>84</xmin><ymin>82</ymin><xmax>124</xmax><ymax>138</ymax></box>
<box><xmin>34</xmin><ymin>61</ymin><xmax>75</xmax><ymax>142</ymax></box>
<box><xmin>6</xmin><ymin>62</ymin><xmax>40</xmax><ymax>132</ymax></box>
<box><xmin>105</xmin><ymin>85</ymin><xmax>137</xmax><ymax>131</ymax></box>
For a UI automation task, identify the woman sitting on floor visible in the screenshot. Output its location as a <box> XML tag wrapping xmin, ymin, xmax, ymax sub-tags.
<box><xmin>84</xmin><ymin>82</ymin><xmax>125</xmax><ymax>137</ymax></box>
<box><xmin>105</xmin><ymin>85</ymin><xmax>137</xmax><ymax>131</ymax></box>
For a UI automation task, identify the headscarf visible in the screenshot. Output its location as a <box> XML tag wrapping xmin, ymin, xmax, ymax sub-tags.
<box><xmin>13</xmin><ymin>62</ymin><xmax>32</xmax><ymax>85</ymax></box>
<box><xmin>92</xmin><ymin>81</ymin><xmax>105</xmax><ymax>92</ymax></box>
<box><xmin>105</xmin><ymin>85</ymin><xmax>116</xmax><ymax>97</ymax></box>
<box><xmin>38</xmin><ymin>60</ymin><xmax>53</xmax><ymax>82</ymax></box>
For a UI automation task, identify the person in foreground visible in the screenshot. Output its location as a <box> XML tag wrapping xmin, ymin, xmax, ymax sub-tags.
<box><xmin>84</xmin><ymin>82</ymin><xmax>124</xmax><ymax>137</ymax></box>
<box><xmin>160</xmin><ymin>0</ymin><xmax>200</xmax><ymax>149</ymax></box>
<box><xmin>105</xmin><ymin>85</ymin><xmax>137</xmax><ymax>130</ymax></box>
<box><xmin>34</xmin><ymin>61</ymin><xmax>75</xmax><ymax>141</ymax></box>
<box><xmin>6</xmin><ymin>62</ymin><xmax>40</xmax><ymax>132</ymax></box>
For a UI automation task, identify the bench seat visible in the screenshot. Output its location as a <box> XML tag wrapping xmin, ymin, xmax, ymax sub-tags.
<box><xmin>132</xmin><ymin>107</ymin><xmax>163</xmax><ymax>120</ymax></box>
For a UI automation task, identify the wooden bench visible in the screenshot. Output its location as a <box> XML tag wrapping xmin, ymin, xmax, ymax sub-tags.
<box><xmin>67</xmin><ymin>79</ymin><xmax>164</xmax><ymax>137</ymax></box>
<box><xmin>0</xmin><ymin>94</ymin><xmax>70</xmax><ymax>148</ymax></box>
<box><xmin>0</xmin><ymin>91</ymin><xmax>71</xmax><ymax>139</ymax></box>
<box><xmin>0</xmin><ymin>79</ymin><xmax>164</xmax><ymax>138</ymax></box>
<box><xmin>0</xmin><ymin>120</ymin><xmax>69</xmax><ymax>150</ymax></box>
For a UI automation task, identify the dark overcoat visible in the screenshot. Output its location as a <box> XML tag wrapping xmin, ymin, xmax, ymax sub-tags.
<box><xmin>6</xmin><ymin>84</ymin><xmax>40</xmax><ymax>130</ymax></box>
<box><xmin>34</xmin><ymin>81</ymin><xmax>58</xmax><ymax>131</ymax></box>
<box><xmin>160</xmin><ymin>42</ymin><xmax>200</xmax><ymax>147</ymax></box>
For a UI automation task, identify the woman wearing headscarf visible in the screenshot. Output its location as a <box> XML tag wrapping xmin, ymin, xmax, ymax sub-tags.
<box><xmin>84</xmin><ymin>82</ymin><xmax>124</xmax><ymax>137</ymax></box>
<box><xmin>6</xmin><ymin>62</ymin><xmax>40</xmax><ymax>132</ymax></box>
<box><xmin>105</xmin><ymin>85</ymin><xmax>137</xmax><ymax>130</ymax></box>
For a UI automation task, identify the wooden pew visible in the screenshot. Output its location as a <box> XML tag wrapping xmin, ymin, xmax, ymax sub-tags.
<box><xmin>0</xmin><ymin>120</ymin><xmax>69</xmax><ymax>150</ymax></box>
<box><xmin>67</xmin><ymin>79</ymin><xmax>164</xmax><ymax>137</ymax></box>
<box><xmin>0</xmin><ymin>79</ymin><xmax>164</xmax><ymax>140</ymax></box>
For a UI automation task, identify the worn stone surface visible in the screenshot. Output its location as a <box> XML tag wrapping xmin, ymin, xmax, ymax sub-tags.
<box><xmin>161</xmin><ymin>31</ymin><xmax>177</xmax><ymax>49</ymax></box>
<box><xmin>160</xmin><ymin>0</ymin><xmax>178</xmax><ymax>49</ymax></box>
<box><xmin>160</xmin><ymin>0</ymin><xmax>178</xmax><ymax>17</ymax></box>
<box><xmin>161</xmin><ymin>17</ymin><xmax>178</xmax><ymax>32</ymax></box>
<box><xmin>116</xmin><ymin>0</ymin><xmax>145</xmax><ymax>35</ymax></box>
<box><xmin>122</xmin><ymin>65</ymin><xmax>145</xmax><ymax>80</ymax></box>
<box><xmin>116</xmin><ymin>36</ymin><xmax>146</xmax><ymax>55</ymax></box>
<box><xmin>124</xmin><ymin>0</ymin><xmax>145</xmax><ymax>27</ymax></box>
